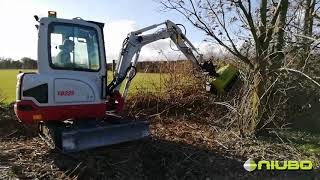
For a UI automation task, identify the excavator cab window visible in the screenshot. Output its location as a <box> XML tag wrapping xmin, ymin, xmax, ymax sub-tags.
<box><xmin>49</xmin><ymin>24</ymin><xmax>100</xmax><ymax>71</ymax></box>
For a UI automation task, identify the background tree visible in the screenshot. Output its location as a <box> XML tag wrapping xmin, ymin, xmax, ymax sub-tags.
<box><xmin>21</xmin><ymin>57</ymin><xmax>37</xmax><ymax>69</ymax></box>
<box><xmin>0</xmin><ymin>57</ymin><xmax>37</xmax><ymax>69</ymax></box>
<box><xmin>159</xmin><ymin>0</ymin><xmax>320</xmax><ymax>133</ymax></box>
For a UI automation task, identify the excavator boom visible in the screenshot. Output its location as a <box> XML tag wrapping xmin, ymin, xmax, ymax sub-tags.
<box><xmin>107</xmin><ymin>20</ymin><xmax>217</xmax><ymax>98</ymax></box>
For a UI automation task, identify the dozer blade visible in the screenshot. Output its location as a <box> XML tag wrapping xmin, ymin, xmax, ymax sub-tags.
<box><xmin>39</xmin><ymin>119</ymin><xmax>149</xmax><ymax>153</ymax></box>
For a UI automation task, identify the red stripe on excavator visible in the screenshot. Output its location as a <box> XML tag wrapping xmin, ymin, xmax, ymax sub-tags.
<box><xmin>14</xmin><ymin>100</ymin><xmax>107</xmax><ymax>124</ymax></box>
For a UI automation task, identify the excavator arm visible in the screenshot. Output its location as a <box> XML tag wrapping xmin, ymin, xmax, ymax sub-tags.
<box><xmin>107</xmin><ymin>20</ymin><xmax>217</xmax><ymax>99</ymax></box>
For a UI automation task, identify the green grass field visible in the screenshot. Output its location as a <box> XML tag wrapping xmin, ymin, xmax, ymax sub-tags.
<box><xmin>0</xmin><ymin>69</ymin><xmax>165</xmax><ymax>103</ymax></box>
<box><xmin>0</xmin><ymin>69</ymin><xmax>32</xmax><ymax>103</ymax></box>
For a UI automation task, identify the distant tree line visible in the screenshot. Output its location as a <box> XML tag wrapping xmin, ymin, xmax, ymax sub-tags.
<box><xmin>0</xmin><ymin>57</ymin><xmax>37</xmax><ymax>69</ymax></box>
<box><xmin>107</xmin><ymin>60</ymin><xmax>195</xmax><ymax>73</ymax></box>
<box><xmin>1</xmin><ymin>56</ymin><xmax>192</xmax><ymax>72</ymax></box>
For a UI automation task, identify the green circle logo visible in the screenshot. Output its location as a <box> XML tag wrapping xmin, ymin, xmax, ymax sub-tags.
<box><xmin>243</xmin><ymin>158</ymin><xmax>257</xmax><ymax>172</ymax></box>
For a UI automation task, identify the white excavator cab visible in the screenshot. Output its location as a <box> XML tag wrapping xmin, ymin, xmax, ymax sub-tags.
<box><xmin>15</xmin><ymin>16</ymin><xmax>109</xmax><ymax>124</ymax></box>
<box><xmin>37</xmin><ymin>17</ymin><xmax>107</xmax><ymax>104</ymax></box>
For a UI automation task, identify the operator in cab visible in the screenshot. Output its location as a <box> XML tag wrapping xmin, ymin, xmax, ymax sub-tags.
<box><xmin>55</xmin><ymin>39</ymin><xmax>74</xmax><ymax>67</ymax></box>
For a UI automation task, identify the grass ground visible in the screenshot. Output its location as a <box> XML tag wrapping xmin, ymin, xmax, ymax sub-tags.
<box><xmin>0</xmin><ymin>70</ymin><xmax>34</xmax><ymax>103</ymax></box>
<box><xmin>0</xmin><ymin>69</ymin><xmax>165</xmax><ymax>103</ymax></box>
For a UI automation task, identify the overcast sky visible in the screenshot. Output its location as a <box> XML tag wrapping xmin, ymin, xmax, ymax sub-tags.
<box><xmin>0</xmin><ymin>0</ymin><xmax>224</xmax><ymax>61</ymax></box>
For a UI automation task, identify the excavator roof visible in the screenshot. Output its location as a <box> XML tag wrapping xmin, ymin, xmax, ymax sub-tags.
<box><xmin>86</xmin><ymin>20</ymin><xmax>104</xmax><ymax>28</ymax></box>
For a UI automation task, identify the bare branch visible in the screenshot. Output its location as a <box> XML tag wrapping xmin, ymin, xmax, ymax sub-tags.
<box><xmin>279</xmin><ymin>67</ymin><xmax>320</xmax><ymax>88</ymax></box>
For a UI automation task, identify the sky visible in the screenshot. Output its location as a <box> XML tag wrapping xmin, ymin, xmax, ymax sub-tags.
<box><xmin>0</xmin><ymin>0</ymin><xmax>224</xmax><ymax>62</ymax></box>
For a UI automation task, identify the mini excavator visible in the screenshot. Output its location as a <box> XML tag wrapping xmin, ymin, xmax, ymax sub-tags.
<box><xmin>14</xmin><ymin>12</ymin><xmax>238</xmax><ymax>152</ymax></box>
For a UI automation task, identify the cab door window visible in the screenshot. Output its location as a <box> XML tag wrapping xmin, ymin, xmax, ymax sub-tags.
<box><xmin>49</xmin><ymin>24</ymin><xmax>100</xmax><ymax>71</ymax></box>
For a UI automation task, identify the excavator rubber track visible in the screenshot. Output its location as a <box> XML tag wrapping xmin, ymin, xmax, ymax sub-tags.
<box><xmin>39</xmin><ymin>116</ymin><xmax>149</xmax><ymax>153</ymax></box>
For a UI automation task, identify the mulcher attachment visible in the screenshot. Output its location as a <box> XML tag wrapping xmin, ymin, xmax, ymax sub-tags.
<box><xmin>39</xmin><ymin>116</ymin><xmax>149</xmax><ymax>153</ymax></box>
<box><xmin>206</xmin><ymin>64</ymin><xmax>239</xmax><ymax>94</ymax></box>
